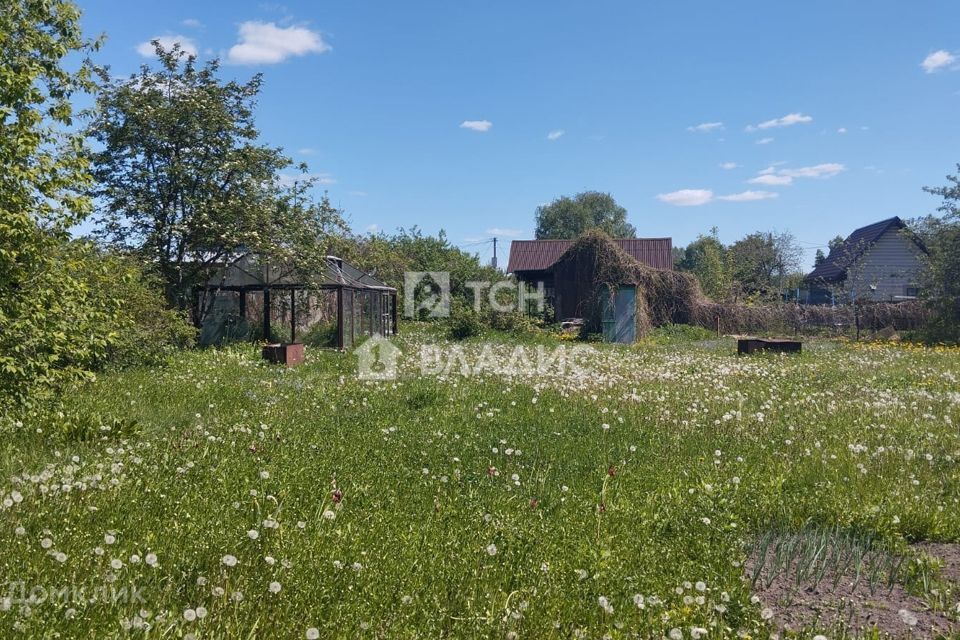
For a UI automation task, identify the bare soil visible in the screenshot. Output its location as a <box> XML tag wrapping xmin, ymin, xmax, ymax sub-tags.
<box><xmin>746</xmin><ymin>542</ymin><xmax>960</xmax><ymax>638</ymax></box>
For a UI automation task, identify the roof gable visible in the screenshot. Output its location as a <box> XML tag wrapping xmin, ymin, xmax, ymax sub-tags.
<box><xmin>507</xmin><ymin>237</ymin><xmax>673</xmax><ymax>272</ymax></box>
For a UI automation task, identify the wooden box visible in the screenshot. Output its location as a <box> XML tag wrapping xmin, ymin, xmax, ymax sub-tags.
<box><xmin>262</xmin><ymin>343</ymin><xmax>305</xmax><ymax>366</ymax></box>
<box><xmin>737</xmin><ymin>338</ymin><xmax>802</xmax><ymax>355</ymax></box>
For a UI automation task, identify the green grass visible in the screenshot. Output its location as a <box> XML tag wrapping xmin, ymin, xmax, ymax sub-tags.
<box><xmin>1</xmin><ymin>326</ymin><xmax>959</xmax><ymax>638</ymax></box>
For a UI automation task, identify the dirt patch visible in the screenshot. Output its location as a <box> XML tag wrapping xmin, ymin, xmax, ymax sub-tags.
<box><xmin>915</xmin><ymin>543</ymin><xmax>960</xmax><ymax>584</ymax></box>
<box><xmin>745</xmin><ymin>532</ymin><xmax>960</xmax><ymax>638</ymax></box>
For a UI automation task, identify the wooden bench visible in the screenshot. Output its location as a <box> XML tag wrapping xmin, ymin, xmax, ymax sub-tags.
<box><xmin>737</xmin><ymin>337</ymin><xmax>802</xmax><ymax>355</ymax></box>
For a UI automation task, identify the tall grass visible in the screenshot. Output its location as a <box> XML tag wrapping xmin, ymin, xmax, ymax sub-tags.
<box><xmin>0</xmin><ymin>329</ymin><xmax>958</xmax><ymax>637</ymax></box>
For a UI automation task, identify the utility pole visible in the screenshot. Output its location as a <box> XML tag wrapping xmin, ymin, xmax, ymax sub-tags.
<box><xmin>491</xmin><ymin>237</ymin><xmax>498</xmax><ymax>269</ymax></box>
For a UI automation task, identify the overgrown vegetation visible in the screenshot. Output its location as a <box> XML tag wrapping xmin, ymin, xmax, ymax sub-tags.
<box><xmin>919</xmin><ymin>165</ymin><xmax>960</xmax><ymax>342</ymax></box>
<box><xmin>560</xmin><ymin>230</ymin><xmax>930</xmax><ymax>340</ymax></box>
<box><xmin>1</xmin><ymin>329</ymin><xmax>957</xmax><ymax>637</ymax></box>
<box><xmin>1</xmin><ymin>1</ymin><xmax>111</xmax><ymax>410</ymax></box>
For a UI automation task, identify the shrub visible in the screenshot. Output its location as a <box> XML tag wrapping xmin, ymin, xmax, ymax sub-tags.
<box><xmin>85</xmin><ymin>253</ymin><xmax>196</xmax><ymax>369</ymax></box>
<box><xmin>485</xmin><ymin>309</ymin><xmax>540</xmax><ymax>334</ymax></box>
<box><xmin>1</xmin><ymin>242</ymin><xmax>196</xmax><ymax>412</ymax></box>
<box><xmin>447</xmin><ymin>307</ymin><xmax>484</xmax><ymax>340</ymax></box>
<box><xmin>302</xmin><ymin>321</ymin><xmax>338</xmax><ymax>348</ymax></box>
<box><xmin>1</xmin><ymin>240</ymin><xmax>122</xmax><ymax>410</ymax></box>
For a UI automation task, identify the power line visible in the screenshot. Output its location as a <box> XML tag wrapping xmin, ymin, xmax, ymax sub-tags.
<box><xmin>457</xmin><ymin>238</ymin><xmax>495</xmax><ymax>248</ymax></box>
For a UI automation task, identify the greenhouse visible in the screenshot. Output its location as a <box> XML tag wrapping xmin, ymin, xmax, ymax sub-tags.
<box><xmin>196</xmin><ymin>254</ymin><xmax>397</xmax><ymax>349</ymax></box>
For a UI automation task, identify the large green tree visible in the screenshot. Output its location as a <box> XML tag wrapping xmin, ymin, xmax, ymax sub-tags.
<box><xmin>727</xmin><ymin>231</ymin><xmax>802</xmax><ymax>300</ymax></box>
<box><xmin>921</xmin><ymin>165</ymin><xmax>960</xmax><ymax>340</ymax></box>
<box><xmin>534</xmin><ymin>191</ymin><xmax>636</xmax><ymax>239</ymax></box>
<box><xmin>677</xmin><ymin>227</ymin><xmax>730</xmax><ymax>301</ymax></box>
<box><xmin>90</xmin><ymin>44</ymin><xmax>345</xmax><ymax>312</ymax></box>
<box><xmin>0</xmin><ymin>0</ymin><xmax>124</xmax><ymax>408</ymax></box>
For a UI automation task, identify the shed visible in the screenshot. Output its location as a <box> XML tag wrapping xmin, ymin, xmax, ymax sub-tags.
<box><xmin>506</xmin><ymin>237</ymin><xmax>673</xmax><ymax>317</ymax></box>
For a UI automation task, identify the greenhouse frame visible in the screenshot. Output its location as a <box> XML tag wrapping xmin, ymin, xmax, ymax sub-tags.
<box><xmin>196</xmin><ymin>254</ymin><xmax>397</xmax><ymax>349</ymax></box>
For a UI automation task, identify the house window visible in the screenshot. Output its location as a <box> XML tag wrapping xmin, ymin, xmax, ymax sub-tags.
<box><xmin>904</xmin><ymin>286</ymin><xmax>919</xmax><ymax>297</ymax></box>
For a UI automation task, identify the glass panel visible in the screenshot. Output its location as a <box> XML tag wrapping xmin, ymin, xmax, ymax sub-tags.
<box><xmin>341</xmin><ymin>289</ymin><xmax>353</xmax><ymax>349</ymax></box>
<box><xmin>299</xmin><ymin>289</ymin><xmax>339</xmax><ymax>348</ymax></box>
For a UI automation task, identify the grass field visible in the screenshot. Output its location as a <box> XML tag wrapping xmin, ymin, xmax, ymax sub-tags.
<box><xmin>1</xmin><ymin>325</ymin><xmax>959</xmax><ymax>638</ymax></box>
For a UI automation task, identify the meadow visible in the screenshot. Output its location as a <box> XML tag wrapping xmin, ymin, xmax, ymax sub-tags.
<box><xmin>1</xmin><ymin>325</ymin><xmax>959</xmax><ymax>639</ymax></box>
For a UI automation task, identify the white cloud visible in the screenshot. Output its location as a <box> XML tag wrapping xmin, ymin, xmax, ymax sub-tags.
<box><xmin>717</xmin><ymin>190</ymin><xmax>778</xmax><ymax>202</ymax></box>
<box><xmin>486</xmin><ymin>227</ymin><xmax>523</xmax><ymax>237</ymax></box>
<box><xmin>687</xmin><ymin>122</ymin><xmax>724</xmax><ymax>133</ymax></box>
<box><xmin>297</xmin><ymin>147</ymin><xmax>316</xmax><ymax>155</ymax></box>
<box><xmin>719</xmin><ymin>162</ymin><xmax>738</xmax><ymax>170</ymax></box>
<box><xmin>780</xmin><ymin>163</ymin><xmax>845</xmax><ymax>178</ymax></box>
<box><xmin>755</xmin><ymin>137</ymin><xmax>775</xmax><ymax>145</ymax></box>
<box><xmin>226</xmin><ymin>21</ymin><xmax>329</xmax><ymax>65</ymax></box>
<box><xmin>837</xmin><ymin>127</ymin><xmax>847</xmax><ymax>134</ymax></box>
<box><xmin>656</xmin><ymin>189</ymin><xmax>714</xmax><ymax>207</ymax></box>
<box><xmin>460</xmin><ymin>120</ymin><xmax>492</xmax><ymax>132</ymax></box>
<box><xmin>277</xmin><ymin>172</ymin><xmax>335</xmax><ymax>187</ymax></box>
<box><xmin>547</xmin><ymin>129</ymin><xmax>565</xmax><ymax>141</ymax></box>
<box><xmin>365</xmin><ymin>224</ymin><xmax>380</xmax><ymax>233</ymax></box>
<box><xmin>655</xmin><ymin>187</ymin><xmax>779</xmax><ymax>206</ymax></box>
<box><xmin>748</xmin><ymin>174</ymin><xmax>793</xmax><ymax>186</ymax></box>
<box><xmin>181</xmin><ymin>18</ymin><xmax>203</xmax><ymax>28</ymax></box>
<box><xmin>746</xmin><ymin>113</ymin><xmax>813</xmax><ymax>131</ymax></box>
<box><xmin>746</xmin><ymin>162</ymin><xmax>845</xmax><ymax>187</ymax></box>
<box><xmin>347</xmin><ymin>190</ymin><xmax>368</xmax><ymax>197</ymax></box>
<box><xmin>921</xmin><ymin>50</ymin><xmax>956</xmax><ymax>73</ymax></box>
<box><xmin>136</xmin><ymin>35</ymin><xmax>198</xmax><ymax>58</ymax></box>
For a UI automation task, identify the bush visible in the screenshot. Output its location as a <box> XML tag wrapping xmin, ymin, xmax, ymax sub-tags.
<box><xmin>485</xmin><ymin>309</ymin><xmax>540</xmax><ymax>334</ymax></box>
<box><xmin>1</xmin><ymin>239</ymin><xmax>122</xmax><ymax>410</ymax></box>
<box><xmin>0</xmin><ymin>241</ymin><xmax>195</xmax><ymax>412</ymax></box>
<box><xmin>86</xmin><ymin>254</ymin><xmax>196</xmax><ymax>369</ymax></box>
<box><xmin>447</xmin><ymin>307</ymin><xmax>484</xmax><ymax>340</ymax></box>
<box><xmin>302</xmin><ymin>321</ymin><xmax>338</xmax><ymax>348</ymax></box>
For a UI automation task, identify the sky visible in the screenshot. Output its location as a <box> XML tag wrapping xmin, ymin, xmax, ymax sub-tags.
<box><xmin>75</xmin><ymin>0</ymin><xmax>960</xmax><ymax>269</ymax></box>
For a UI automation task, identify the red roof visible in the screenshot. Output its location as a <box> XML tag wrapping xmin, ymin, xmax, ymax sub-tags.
<box><xmin>507</xmin><ymin>238</ymin><xmax>673</xmax><ymax>273</ymax></box>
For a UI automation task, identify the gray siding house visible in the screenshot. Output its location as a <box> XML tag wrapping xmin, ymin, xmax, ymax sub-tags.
<box><xmin>805</xmin><ymin>217</ymin><xmax>927</xmax><ymax>304</ymax></box>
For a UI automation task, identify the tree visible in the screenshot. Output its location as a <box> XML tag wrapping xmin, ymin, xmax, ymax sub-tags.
<box><xmin>534</xmin><ymin>191</ymin><xmax>636</xmax><ymax>239</ymax></box>
<box><xmin>727</xmin><ymin>231</ymin><xmax>802</xmax><ymax>300</ymax></box>
<box><xmin>813</xmin><ymin>249</ymin><xmax>827</xmax><ymax>266</ymax></box>
<box><xmin>828</xmin><ymin>235</ymin><xmax>846</xmax><ymax>253</ymax></box>
<box><xmin>920</xmin><ymin>165</ymin><xmax>960</xmax><ymax>340</ymax></box>
<box><xmin>0</xmin><ymin>0</ymin><xmax>122</xmax><ymax>409</ymax></box>
<box><xmin>677</xmin><ymin>228</ymin><xmax>730</xmax><ymax>300</ymax></box>
<box><xmin>90</xmin><ymin>44</ymin><xmax>346</xmax><ymax>313</ymax></box>
<box><xmin>727</xmin><ymin>233</ymin><xmax>777</xmax><ymax>298</ymax></box>
<box><xmin>327</xmin><ymin>227</ymin><xmax>502</xmax><ymax>316</ymax></box>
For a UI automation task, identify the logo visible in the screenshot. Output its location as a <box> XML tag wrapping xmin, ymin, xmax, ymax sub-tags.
<box><xmin>404</xmin><ymin>272</ymin><xmax>451</xmax><ymax>319</ymax></box>
<box><xmin>355</xmin><ymin>336</ymin><xmax>402</xmax><ymax>380</ymax></box>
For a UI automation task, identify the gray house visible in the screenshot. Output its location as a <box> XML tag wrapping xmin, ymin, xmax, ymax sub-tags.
<box><xmin>805</xmin><ymin>217</ymin><xmax>927</xmax><ymax>304</ymax></box>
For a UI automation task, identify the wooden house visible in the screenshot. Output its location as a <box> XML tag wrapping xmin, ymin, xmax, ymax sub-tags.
<box><xmin>804</xmin><ymin>217</ymin><xmax>927</xmax><ymax>304</ymax></box>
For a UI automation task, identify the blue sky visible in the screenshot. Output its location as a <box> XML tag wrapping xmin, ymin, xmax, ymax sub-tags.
<box><xmin>77</xmin><ymin>1</ymin><xmax>960</xmax><ymax>268</ymax></box>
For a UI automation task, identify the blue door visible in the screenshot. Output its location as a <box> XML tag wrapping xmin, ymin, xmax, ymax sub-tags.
<box><xmin>601</xmin><ymin>285</ymin><xmax>636</xmax><ymax>343</ymax></box>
